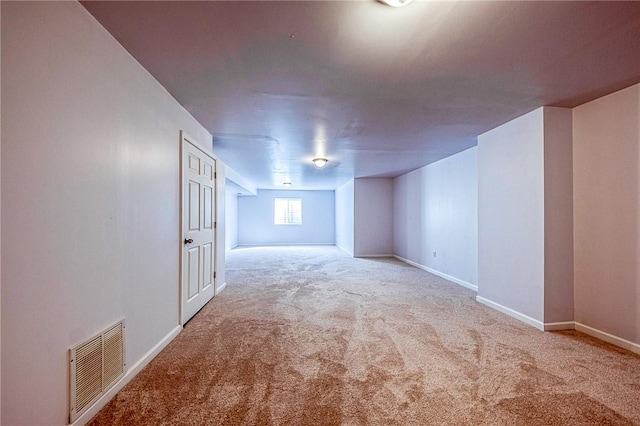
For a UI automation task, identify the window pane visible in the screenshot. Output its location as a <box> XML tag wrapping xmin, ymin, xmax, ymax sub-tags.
<box><xmin>274</xmin><ymin>198</ymin><xmax>302</xmax><ymax>225</ymax></box>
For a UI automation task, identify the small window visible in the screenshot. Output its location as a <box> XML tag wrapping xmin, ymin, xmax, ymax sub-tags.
<box><xmin>274</xmin><ymin>198</ymin><xmax>302</xmax><ymax>225</ymax></box>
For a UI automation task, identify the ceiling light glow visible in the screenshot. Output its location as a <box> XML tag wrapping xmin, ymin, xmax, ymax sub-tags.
<box><xmin>380</xmin><ymin>0</ymin><xmax>413</xmax><ymax>7</ymax></box>
<box><xmin>312</xmin><ymin>158</ymin><xmax>329</xmax><ymax>168</ymax></box>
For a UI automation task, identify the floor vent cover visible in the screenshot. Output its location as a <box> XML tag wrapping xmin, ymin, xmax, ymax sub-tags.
<box><xmin>69</xmin><ymin>319</ymin><xmax>126</xmax><ymax>423</ymax></box>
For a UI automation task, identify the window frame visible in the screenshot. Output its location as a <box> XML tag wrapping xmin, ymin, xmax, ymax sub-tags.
<box><xmin>274</xmin><ymin>197</ymin><xmax>303</xmax><ymax>225</ymax></box>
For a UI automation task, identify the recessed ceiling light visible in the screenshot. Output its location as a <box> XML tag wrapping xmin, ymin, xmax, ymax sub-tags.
<box><xmin>312</xmin><ymin>158</ymin><xmax>329</xmax><ymax>168</ymax></box>
<box><xmin>380</xmin><ymin>0</ymin><xmax>413</xmax><ymax>7</ymax></box>
<box><xmin>283</xmin><ymin>181</ymin><xmax>292</xmax><ymax>186</ymax></box>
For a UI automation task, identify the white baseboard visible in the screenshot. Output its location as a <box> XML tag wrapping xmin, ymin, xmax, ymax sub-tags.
<box><xmin>357</xmin><ymin>254</ymin><xmax>394</xmax><ymax>258</ymax></box>
<box><xmin>336</xmin><ymin>245</ymin><xmax>354</xmax><ymax>257</ymax></box>
<box><xmin>575</xmin><ymin>322</ymin><xmax>640</xmax><ymax>356</ymax></box>
<box><xmin>236</xmin><ymin>243</ymin><xmax>335</xmax><ymax>247</ymax></box>
<box><xmin>473</xmin><ymin>297</ymin><xmax>640</xmax><ymax>356</ymax></box>
<box><xmin>216</xmin><ymin>281</ymin><xmax>227</xmax><ymax>295</ymax></box>
<box><xmin>394</xmin><ymin>255</ymin><xmax>478</xmax><ymax>292</ymax></box>
<box><xmin>475</xmin><ymin>296</ymin><xmax>544</xmax><ymax>330</ymax></box>
<box><xmin>543</xmin><ymin>321</ymin><xmax>575</xmax><ymax>331</ymax></box>
<box><xmin>72</xmin><ymin>324</ymin><xmax>182</xmax><ymax>426</ymax></box>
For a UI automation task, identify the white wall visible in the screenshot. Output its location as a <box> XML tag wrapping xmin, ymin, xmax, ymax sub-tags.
<box><xmin>478</xmin><ymin>107</ymin><xmax>573</xmax><ymax>327</ymax></box>
<box><xmin>215</xmin><ymin>165</ymin><xmax>227</xmax><ymax>292</ymax></box>
<box><xmin>393</xmin><ymin>147</ymin><xmax>478</xmax><ymax>288</ymax></box>
<box><xmin>237</xmin><ymin>189</ymin><xmax>335</xmax><ymax>246</ymax></box>
<box><xmin>354</xmin><ymin>178</ymin><xmax>393</xmax><ymax>257</ymax></box>
<box><xmin>478</xmin><ymin>108</ymin><xmax>546</xmax><ymax>322</ymax></box>
<box><xmin>0</xmin><ymin>1</ymin><xmax>3</xmax><ymax>415</ymax></box>
<box><xmin>543</xmin><ymin>108</ymin><xmax>574</xmax><ymax>324</ymax></box>
<box><xmin>335</xmin><ymin>180</ymin><xmax>354</xmax><ymax>255</ymax></box>
<box><xmin>573</xmin><ymin>84</ymin><xmax>640</xmax><ymax>344</ymax></box>
<box><xmin>1</xmin><ymin>2</ymin><xmax>214</xmax><ymax>424</ymax></box>
<box><xmin>225</xmin><ymin>188</ymin><xmax>238</xmax><ymax>250</ymax></box>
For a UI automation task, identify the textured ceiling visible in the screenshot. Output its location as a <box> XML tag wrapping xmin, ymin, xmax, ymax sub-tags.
<box><xmin>82</xmin><ymin>1</ymin><xmax>640</xmax><ymax>190</ymax></box>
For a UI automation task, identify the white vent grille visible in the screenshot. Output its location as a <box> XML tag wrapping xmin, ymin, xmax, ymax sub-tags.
<box><xmin>70</xmin><ymin>319</ymin><xmax>126</xmax><ymax>423</ymax></box>
<box><xmin>103</xmin><ymin>323</ymin><xmax>125</xmax><ymax>387</ymax></box>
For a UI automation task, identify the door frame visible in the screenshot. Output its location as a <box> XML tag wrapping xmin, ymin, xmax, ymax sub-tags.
<box><xmin>179</xmin><ymin>130</ymin><xmax>217</xmax><ymax>326</ymax></box>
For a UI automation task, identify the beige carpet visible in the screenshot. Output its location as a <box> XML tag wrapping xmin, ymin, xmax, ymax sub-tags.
<box><xmin>89</xmin><ymin>246</ymin><xmax>640</xmax><ymax>425</ymax></box>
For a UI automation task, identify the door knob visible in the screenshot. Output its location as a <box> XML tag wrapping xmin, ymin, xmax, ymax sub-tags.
<box><xmin>184</xmin><ymin>238</ymin><xmax>193</xmax><ymax>245</ymax></box>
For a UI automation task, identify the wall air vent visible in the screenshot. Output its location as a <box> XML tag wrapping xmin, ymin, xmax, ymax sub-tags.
<box><xmin>69</xmin><ymin>319</ymin><xmax>126</xmax><ymax>423</ymax></box>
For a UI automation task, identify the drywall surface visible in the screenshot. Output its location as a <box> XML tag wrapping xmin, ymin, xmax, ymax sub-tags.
<box><xmin>478</xmin><ymin>108</ymin><xmax>545</xmax><ymax>322</ymax></box>
<box><xmin>1</xmin><ymin>2</ymin><xmax>212</xmax><ymax>423</ymax></box>
<box><xmin>354</xmin><ymin>178</ymin><xmax>393</xmax><ymax>257</ymax></box>
<box><xmin>573</xmin><ymin>83</ymin><xmax>640</xmax><ymax>344</ymax></box>
<box><xmin>393</xmin><ymin>147</ymin><xmax>478</xmax><ymax>287</ymax></box>
<box><xmin>225</xmin><ymin>187</ymin><xmax>239</xmax><ymax>250</ymax></box>
<box><xmin>0</xmin><ymin>1</ymin><xmax>3</xmax><ymax>417</ymax></box>
<box><xmin>335</xmin><ymin>180</ymin><xmax>354</xmax><ymax>255</ymax></box>
<box><xmin>215</xmin><ymin>164</ymin><xmax>227</xmax><ymax>292</ymax></box>
<box><xmin>237</xmin><ymin>189</ymin><xmax>335</xmax><ymax>245</ymax></box>
<box><xmin>543</xmin><ymin>107</ymin><xmax>574</xmax><ymax>324</ymax></box>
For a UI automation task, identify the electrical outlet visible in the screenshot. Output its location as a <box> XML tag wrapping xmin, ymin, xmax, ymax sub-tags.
<box><xmin>433</xmin><ymin>251</ymin><xmax>437</xmax><ymax>257</ymax></box>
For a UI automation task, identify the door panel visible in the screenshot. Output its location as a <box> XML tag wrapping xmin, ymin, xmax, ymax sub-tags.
<box><xmin>202</xmin><ymin>243</ymin><xmax>213</xmax><ymax>291</ymax></box>
<box><xmin>187</xmin><ymin>246</ymin><xmax>200</xmax><ymax>300</ymax></box>
<box><xmin>189</xmin><ymin>181</ymin><xmax>200</xmax><ymax>231</ymax></box>
<box><xmin>203</xmin><ymin>185</ymin><xmax>213</xmax><ymax>230</ymax></box>
<box><xmin>203</xmin><ymin>162</ymin><xmax>213</xmax><ymax>179</ymax></box>
<box><xmin>188</xmin><ymin>153</ymin><xmax>200</xmax><ymax>173</ymax></box>
<box><xmin>182</xmin><ymin>134</ymin><xmax>216</xmax><ymax>324</ymax></box>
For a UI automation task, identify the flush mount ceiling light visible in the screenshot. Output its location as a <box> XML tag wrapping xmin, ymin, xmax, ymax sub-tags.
<box><xmin>283</xmin><ymin>181</ymin><xmax>292</xmax><ymax>186</ymax></box>
<box><xmin>379</xmin><ymin>0</ymin><xmax>413</xmax><ymax>7</ymax></box>
<box><xmin>312</xmin><ymin>158</ymin><xmax>329</xmax><ymax>168</ymax></box>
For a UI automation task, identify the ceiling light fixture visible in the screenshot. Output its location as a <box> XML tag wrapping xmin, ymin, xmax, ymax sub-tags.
<box><xmin>283</xmin><ymin>181</ymin><xmax>292</xmax><ymax>187</ymax></box>
<box><xmin>380</xmin><ymin>0</ymin><xmax>413</xmax><ymax>7</ymax></box>
<box><xmin>312</xmin><ymin>158</ymin><xmax>329</xmax><ymax>168</ymax></box>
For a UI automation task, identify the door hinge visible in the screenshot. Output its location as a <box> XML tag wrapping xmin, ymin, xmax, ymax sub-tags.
<box><xmin>214</xmin><ymin>221</ymin><xmax>217</xmax><ymax>229</ymax></box>
<box><xmin>214</xmin><ymin>172</ymin><xmax>217</xmax><ymax>179</ymax></box>
<box><xmin>214</xmin><ymin>271</ymin><xmax>217</xmax><ymax>279</ymax></box>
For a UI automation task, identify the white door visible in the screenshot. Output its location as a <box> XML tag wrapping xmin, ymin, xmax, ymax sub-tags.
<box><xmin>181</xmin><ymin>134</ymin><xmax>216</xmax><ymax>324</ymax></box>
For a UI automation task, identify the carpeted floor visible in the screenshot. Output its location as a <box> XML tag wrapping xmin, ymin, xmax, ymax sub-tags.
<box><xmin>89</xmin><ymin>246</ymin><xmax>640</xmax><ymax>425</ymax></box>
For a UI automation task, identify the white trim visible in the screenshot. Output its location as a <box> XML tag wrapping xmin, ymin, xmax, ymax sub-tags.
<box><xmin>464</xmin><ymin>299</ymin><xmax>640</xmax><ymax>356</ymax></box>
<box><xmin>393</xmin><ymin>255</ymin><xmax>478</xmax><ymax>291</ymax></box>
<box><xmin>216</xmin><ymin>281</ymin><xmax>228</xmax><ymax>295</ymax></box>
<box><xmin>225</xmin><ymin>165</ymin><xmax>257</xmax><ymax>195</ymax></box>
<box><xmin>180</xmin><ymin>130</ymin><xmax>214</xmax><ymax>159</ymax></box>
<box><xmin>335</xmin><ymin>245</ymin><xmax>354</xmax><ymax>257</ymax></box>
<box><xmin>180</xmin><ymin>132</ymin><xmax>217</xmax><ymax>326</ymax></box>
<box><xmin>179</xmin><ymin>134</ymin><xmax>186</xmax><ymax>328</ymax></box>
<box><xmin>543</xmin><ymin>321</ymin><xmax>575</xmax><ymax>331</ymax></box>
<box><xmin>575</xmin><ymin>322</ymin><xmax>640</xmax><ymax>356</ymax></box>
<box><xmin>356</xmin><ymin>254</ymin><xmax>394</xmax><ymax>258</ymax></box>
<box><xmin>475</xmin><ymin>296</ymin><xmax>544</xmax><ymax>330</ymax></box>
<box><xmin>236</xmin><ymin>243</ymin><xmax>335</xmax><ymax>247</ymax></box>
<box><xmin>71</xmin><ymin>325</ymin><xmax>182</xmax><ymax>426</ymax></box>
